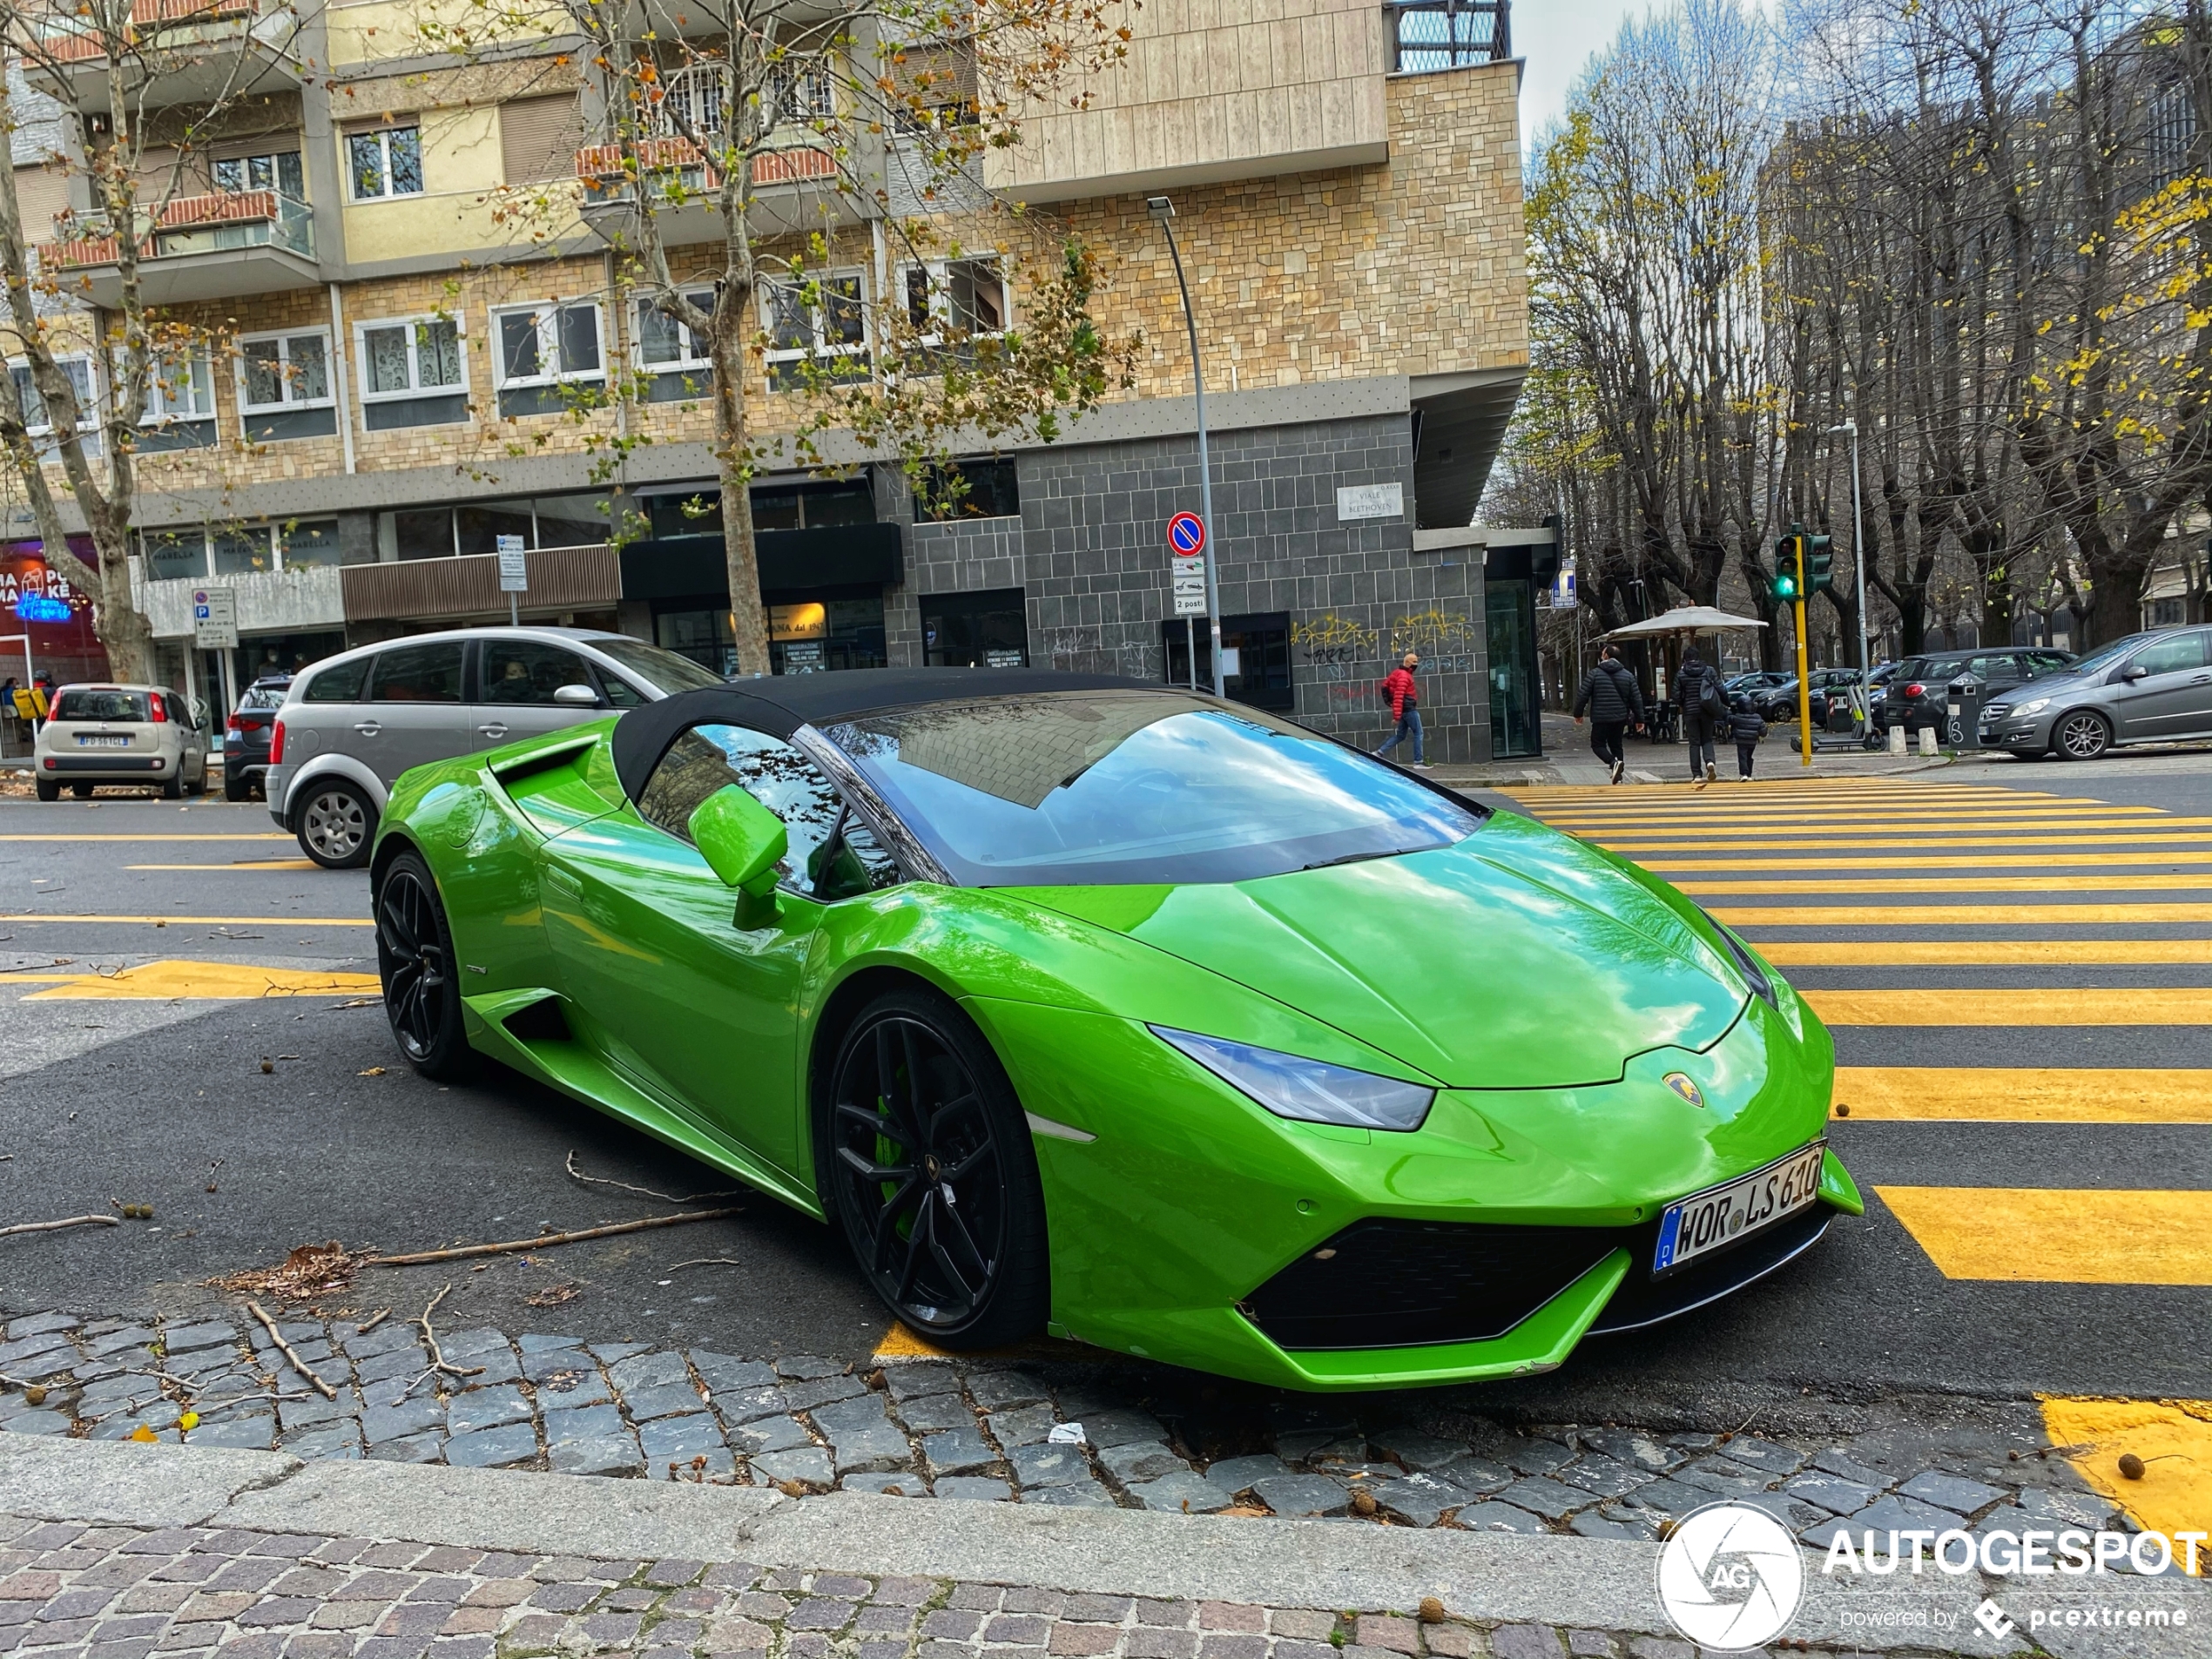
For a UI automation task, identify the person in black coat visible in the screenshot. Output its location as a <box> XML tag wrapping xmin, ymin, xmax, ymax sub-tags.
<box><xmin>1675</xmin><ymin>648</ymin><xmax>1723</xmax><ymax>786</ymax></box>
<box><xmin>1572</xmin><ymin>645</ymin><xmax>1646</xmax><ymax>785</ymax></box>
<box><xmin>1727</xmin><ymin>693</ymin><xmax>1768</xmax><ymax>779</ymax></box>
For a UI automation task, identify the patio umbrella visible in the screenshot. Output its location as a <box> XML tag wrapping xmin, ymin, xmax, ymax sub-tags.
<box><xmin>1597</xmin><ymin>605</ymin><xmax>1769</xmax><ymax>641</ymax></box>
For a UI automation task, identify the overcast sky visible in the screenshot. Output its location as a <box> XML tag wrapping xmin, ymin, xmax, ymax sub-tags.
<box><xmin>1514</xmin><ymin>0</ymin><xmax>1641</xmax><ymax>145</ymax></box>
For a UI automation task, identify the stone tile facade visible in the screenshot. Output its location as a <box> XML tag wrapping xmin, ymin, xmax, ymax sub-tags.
<box><xmin>887</xmin><ymin>415</ymin><xmax>1490</xmax><ymax>763</ymax></box>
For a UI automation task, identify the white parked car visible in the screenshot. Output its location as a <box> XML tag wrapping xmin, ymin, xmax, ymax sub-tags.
<box><xmin>33</xmin><ymin>683</ymin><xmax>212</xmax><ymax>800</ymax></box>
<box><xmin>265</xmin><ymin>627</ymin><xmax>725</xmax><ymax>868</ymax></box>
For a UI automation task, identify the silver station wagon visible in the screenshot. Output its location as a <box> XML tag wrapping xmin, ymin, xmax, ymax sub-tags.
<box><xmin>266</xmin><ymin>627</ymin><xmax>725</xmax><ymax>867</ymax></box>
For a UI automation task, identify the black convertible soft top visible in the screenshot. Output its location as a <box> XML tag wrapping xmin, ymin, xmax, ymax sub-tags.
<box><xmin>610</xmin><ymin>667</ymin><xmax>1165</xmax><ymax>804</ymax></box>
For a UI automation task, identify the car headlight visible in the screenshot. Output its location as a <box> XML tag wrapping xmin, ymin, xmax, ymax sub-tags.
<box><xmin>2013</xmin><ymin>697</ymin><xmax>2051</xmax><ymax>717</ymax></box>
<box><xmin>1149</xmin><ymin>1026</ymin><xmax>1435</xmax><ymax>1132</ymax></box>
<box><xmin>1696</xmin><ymin>907</ymin><xmax>1776</xmax><ymax>1008</ymax></box>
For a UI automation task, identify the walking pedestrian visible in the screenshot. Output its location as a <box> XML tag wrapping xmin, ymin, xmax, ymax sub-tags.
<box><xmin>1676</xmin><ymin>647</ymin><xmax>1723</xmax><ymax>787</ymax></box>
<box><xmin>1375</xmin><ymin>651</ymin><xmax>1426</xmax><ymax>768</ymax></box>
<box><xmin>1572</xmin><ymin>644</ymin><xmax>1645</xmax><ymax>786</ymax></box>
<box><xmin>1727</xmin><ymin>692</ymin><xmax>1767</xmax><ymax>779</ymax></box>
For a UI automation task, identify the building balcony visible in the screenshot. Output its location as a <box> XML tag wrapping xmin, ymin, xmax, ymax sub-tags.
<box><xmin>21</xmin><ymin>0</ymin><xmax>302</xmax><ymax>111</ymax></box>
<box><xmin>340</xmin><ymin>544</ymin><xmax>622</xmax><ymax>626</ymax></box>
<box><xmin>1386</xmin><ymin>0</ymin><xmax>1513</xmax><ymax>72</ymax></box>
<box><xmin>41</xmin><ymin>189</ymin><xmax>318</xmax><ymax>307</ymax></box>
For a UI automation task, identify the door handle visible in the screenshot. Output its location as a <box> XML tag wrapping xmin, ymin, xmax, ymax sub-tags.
<box><xmin>2191</xmin><ymin>675</ymin><xmax>2212</xmax><ymax>685</ymax></box>
<box><xmin>477</xmin><ymin>723</ymin><xmax>508</xmax><ymax>738</ymax></box>
<box><xmin>353</xmin><ymin>720</ymin><xmax>381</xmax><ymax>735</ymax></box>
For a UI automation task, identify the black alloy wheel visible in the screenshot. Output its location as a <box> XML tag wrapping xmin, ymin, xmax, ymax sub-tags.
<box><xmin>826</xmin><ymin>990</ymin><xmax>1048</xmax><ymax>1348</ymax></box>
<box><xmin>375</xmin><ymin>851</ymin><xmax>473</xmax><ymax>1078</ymax></box>
<box><xmin>2054</xmin><ymin>710</ymin><xmax>2111</xmax><ymax>761</ymax></box>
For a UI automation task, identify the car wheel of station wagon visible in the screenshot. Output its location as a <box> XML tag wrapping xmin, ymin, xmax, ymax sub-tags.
<box><xmin>2054</xmin><ymin>710</ymin><xmax>2111</xmax><ymax>761</ymax></box>
<box><xmin>298</xmin><ymin>781</ymin><xmax>376</xmax><ymax>869</ymax></box>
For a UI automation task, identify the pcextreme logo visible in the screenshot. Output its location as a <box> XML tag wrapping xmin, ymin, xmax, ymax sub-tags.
<box><xmin>1656</xmin><ymin>1502</ymin><xmax>1805</xmax><ymax>1650</ymax></box>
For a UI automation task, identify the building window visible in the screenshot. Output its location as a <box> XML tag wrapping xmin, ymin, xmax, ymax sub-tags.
<box><xmin>143</xmin><ymin>528</ymin><xmax>208</xmax><ymax>582</ymax></box>
<box><xmin>921</xmin><ymin>586</ymin><xmax>1028</xmax><ymax>668</ymax></box>
<box><xmin>134</xmin><ymin>349</ymin><xmax>218</xmax><ymax>452</ymax></box>
<box><xmin>10</xmin><ymin>356</ymin><xmax>100</xmax><ymax>460</ymax></box>
<box><xmin>357</xmin><ymin>315</ymin><xmax>468</xmax><ymax>430</ymax></box>
<box><xmin>492</xmin><ymin>300</ymin><xmax>604</xmax><ymax>416</ymax></box>
<box><xmin>900</xmin><ymin>258</ymin><xmax>1008</xmax><ymax>343</ymax></box>
<box><xmin>139</xmin><ymin>523</ymin><xmax>321</xmax><ymax>580</ymax></box>
<box><xmin>2149</xmin><ymin>597</ymin><xmax>2187</xmax><ymax>628</ymax></box>
<box><xmin>238</xmin><ymin>329</ymin><xmax>337</xmax><ymax>442</ymax></box>
<box><xmin>914</xmin><ymin>456</ymin><xmax>1019</xmax><ymax>522</ymax></box>
<box><xmin>637</xmin><ymin>289</ymin><xmax>717</xmax><ymax>401</ymax></box>
<box><xmin>766</xmin><ymin>57</ymin><xmax>837</xmax><ymax>125</ymax></box>
<box><xmin>280</xmin><ymin>519</ymin><xmax>343</xmax><ymax>567</ymax></box>
<box><xmin>214</xmin><ymin>150</ymin><xmax>305</xmax><ymax>199</ymax></box>
<box><xmin>376</xmin><ymin>496</ymin><xmax>611</xmax><ymax>560</ymax></box>
<box><xmin>760</xmin><ymin>269</ymin><xmax>868</xmax><ymax>390</ymax></box>
<box><xmin>347</xmin><ymin>125</ymin><xmax>424</xmax><ymax>200</ymax></box>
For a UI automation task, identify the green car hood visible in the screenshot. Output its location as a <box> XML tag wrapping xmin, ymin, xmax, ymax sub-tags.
<box><xmin>1013</xmin><ymin>812</ymin><xmax>1747</xmax><ymax>1089</ymax></box>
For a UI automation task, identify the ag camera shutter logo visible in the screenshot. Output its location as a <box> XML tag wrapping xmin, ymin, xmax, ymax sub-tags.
<box><xmin>1656</xmin><ymin>1501</ymin><xmax>1805</xmax><ymax>1650</ymax></box>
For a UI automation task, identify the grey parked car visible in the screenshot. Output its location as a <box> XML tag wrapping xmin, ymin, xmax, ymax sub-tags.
<box><xmin>266</xmin><ymin>627</ymin><xmax>725</xmax><ymax>867</ymax></box>
<box><xmin>1979</xmin><ymin>626</ymin><xmax>2212</xmax><ymax>760</ymax></box>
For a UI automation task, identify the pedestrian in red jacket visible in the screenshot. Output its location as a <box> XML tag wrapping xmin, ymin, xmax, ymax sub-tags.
<box><xmin>1376</xmin><ymin>652</ymin><xmax>1426</xmax><ymax>767</ymax></box>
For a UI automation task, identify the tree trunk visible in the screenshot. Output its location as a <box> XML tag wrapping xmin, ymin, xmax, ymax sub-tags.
<box><xmin>710</xmin><ymin>294</ymin><xmax>772</xmax><ymax>680</ymax></box>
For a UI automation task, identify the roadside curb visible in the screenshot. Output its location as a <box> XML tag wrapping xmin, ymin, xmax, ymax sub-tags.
<box><xmin>0</xmin><ymin>1435</ymin><xmax>2202</xmax><ymax>1656</ymax></box>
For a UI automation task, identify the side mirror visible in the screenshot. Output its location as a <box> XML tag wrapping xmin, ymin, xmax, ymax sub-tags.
<box><xmin>553</xmin><ymin>683</ymin><xmax>600</xmax><ymax>707</ymax></box>
<box><xmin>688</xmin><ymin>785</ymin><xmax>788</xmax><ymax>927</ymax></box>
<box><xmin>2120</xmin><ymin>664</ymin><xmax>2150</xmax><ymax>683</ymax></box>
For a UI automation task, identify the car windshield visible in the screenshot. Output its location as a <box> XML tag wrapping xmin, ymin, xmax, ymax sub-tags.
<box><xmin>2055</xmin><ymin>635</ymin><xmax>2149</xmax><ymax>680</ymax></box>
<box><xmin>590</xmin><ymin>637</ymin><xmax>726</xmax><ymax>694</ymax></box>
<box><xmin>823</xmin><ymin>692</ymin><xmax>1487</xmax><ymax>887</ymax></box>
<box><xmin>53</xmin><ymin>689</ymin><xmax>149</xmax><ymax>722</ymax></box>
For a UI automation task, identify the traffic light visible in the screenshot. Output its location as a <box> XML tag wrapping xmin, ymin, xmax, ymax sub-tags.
<box><xmin>1772</xmin><ymin>530</ymin><xmax>1803</xmax><ymax>602</ymax></box>
<box><xmin>1806</xmin><ymin>534</ymin><xmax>1833</xmax><ymax>595</ymax></box>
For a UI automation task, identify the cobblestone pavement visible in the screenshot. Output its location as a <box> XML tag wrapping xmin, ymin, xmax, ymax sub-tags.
<box><xmin>0</xmin><ymin>1309</ymin><xmax>2142</xmax><ymax>1563</ymax></box>
<box><xmin>0</xmin><ymin>1512</ymin><xmax>1921</xmax><ymax>1659</ymax></box>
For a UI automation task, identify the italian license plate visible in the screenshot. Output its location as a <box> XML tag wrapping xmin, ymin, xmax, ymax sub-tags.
<box><xmin>76</xmin><ymin>734</ymin><xmax>129</xmax><ymax>748</ymax></box>
<box><xmin>1653</xmin><ymin>1142</ymin><xmax>1826</xmax><ymax>1277</ymax></box>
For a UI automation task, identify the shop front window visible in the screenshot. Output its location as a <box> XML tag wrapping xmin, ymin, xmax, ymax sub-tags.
<box><xmin>769</xmin><ymin>595</ymin><xmax>886</xmax><ymax>674</ymax></box>
<box><xmin>922</xmin><ymin>587</ymin><xmax>1028</xmax><ymax>668</ymax></box>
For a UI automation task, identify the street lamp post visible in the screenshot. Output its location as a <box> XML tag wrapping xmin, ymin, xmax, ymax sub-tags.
<box><xmin>1827</xmin><ymin>421</ymin><xmax>1868</xmax><ymax>698</ymax></box>
<box><xmin>1148</xmin><ymin>196</ymin><xmax>1224</xmax><ymax>698</ymax></box>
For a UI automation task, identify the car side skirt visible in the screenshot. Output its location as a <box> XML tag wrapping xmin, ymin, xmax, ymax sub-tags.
<box><xmin>459</xmin><ymin>986</ymin><xmax>826</xmax><ymax>1220</ymax></box>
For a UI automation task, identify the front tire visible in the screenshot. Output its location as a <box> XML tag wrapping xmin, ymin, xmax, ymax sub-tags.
<box><xmin>2054</xmin><ymin>710</ymin><xmax>2111</xmax><ymax>761</ymax></box>
<box><xmin>374</xmin><ymin>850</ymin><xmax>473</xmax><ymax>1079</ymax></box>
<box><xmin>35</xmin><ymin>779</ymin><xmax>57</xmax><ymax>802</ymax></box>
<box><xmin>298</xmin><ymin>779</ymin><xmax>375</xmax><ymax>869</ymax></box>
<box><xmin>825</xmin><ymin>988</ymin><xmax>1049</xmax><ymax>1350</ymax></box>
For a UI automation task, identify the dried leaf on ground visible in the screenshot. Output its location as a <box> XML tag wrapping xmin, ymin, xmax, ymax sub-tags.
<box><xmin>210</xmin><ymin>1239</ymin><xmax>366</xmax><ymax>1302</ymax></box>
<box><xmin>524</xmin><ymin>1282</ymin><xmax>581</xmax><ymax>1307</ymax></box>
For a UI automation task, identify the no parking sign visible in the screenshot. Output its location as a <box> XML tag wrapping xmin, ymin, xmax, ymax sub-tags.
<box><xmin>1167</xmin><ymin>513</ymin><xmax>1207</xmax><ymax>617</ymax></box>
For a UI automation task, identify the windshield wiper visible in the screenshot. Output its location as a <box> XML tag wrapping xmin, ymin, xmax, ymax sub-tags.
<box><xmin>1298</xmin><ymin>848</ymin><xmax>1408</xmax><ymax>873</ymax></box>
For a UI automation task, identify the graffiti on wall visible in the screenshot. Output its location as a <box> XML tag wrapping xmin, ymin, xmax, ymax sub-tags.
<box><xmin>1293</xmin><ymin>610</ymin><xmax>1477</xmax><ymax>704</ymax></box>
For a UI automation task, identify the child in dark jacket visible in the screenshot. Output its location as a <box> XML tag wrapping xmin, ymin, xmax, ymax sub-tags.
<box><xmin>1727</xmin><ymin>695</ymin><xmax>1768</xmax><ymax>779</ymax></box>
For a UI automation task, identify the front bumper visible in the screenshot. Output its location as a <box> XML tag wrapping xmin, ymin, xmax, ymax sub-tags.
<box><xmin>968</xmin><ymin>982</ymin><xmax>1851</xmax><ymax>1392</ymax></box>
<box><xmin>1978</xmin><ymin>705</ymin><xmax>2057</xmax><ymax>752</ymax></box>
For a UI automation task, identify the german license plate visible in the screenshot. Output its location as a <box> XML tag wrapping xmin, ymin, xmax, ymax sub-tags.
<box><xmin>1653</xmin><ymin>1142</ymin><xmax>1826</xmax><ymax>1277</ymax></box>
<box><xmin>76</xmin><ymin>734</ymin><xmax>129</xmax><ymax>748</ymax></box>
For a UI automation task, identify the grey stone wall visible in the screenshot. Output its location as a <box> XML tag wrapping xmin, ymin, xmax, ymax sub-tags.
<box><xmin>880</xmin><ymin>412</ymin><xmax>1494</xmax><ymax>763</ymax></box>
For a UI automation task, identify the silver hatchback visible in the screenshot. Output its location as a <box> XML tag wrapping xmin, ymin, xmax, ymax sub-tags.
<box><xmin>1979</xmin><ymin>626</ymin><xmax>2212</xmax><ymax>760</ymax></box>
<box><xmin>266</xmin><ymin>627</ymin><xmax>725</xmax><ymax>867</ymax></box>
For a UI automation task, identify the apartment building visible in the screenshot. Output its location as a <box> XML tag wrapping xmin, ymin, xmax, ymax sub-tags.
<box><xmin>8</xmin><ymin>0</ymin><xmax>1536</xmax><ymax>761</ymax></box>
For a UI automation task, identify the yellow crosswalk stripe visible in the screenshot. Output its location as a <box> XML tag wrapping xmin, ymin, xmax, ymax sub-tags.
<box><xmin>125</xmin><ymin>860</ymin><xmax>320</xmax><ymax>871</ymax></box>
<box><xmin>14</xmin><ymin>961</ymin><xmax>383</xmax><ymax>1001</ymax></box>
<box><xmin>1644</xmin><ymin>852</ymin><xmax>2212</xmax><ymax>870</ymax></box>
<box><xmin>2040</xmin><ymin>1398</ymin><xmax>2212</xmax><ymax>1562</ymax></box>
<box><xmin>1874</xmin><ymin>1186</ymin><xmax>2212</xmax><ymax>1285</ymax></box>
<box><xmin>1714</xmin><ymin>902</ymin><xmax>2212</xmax><ymax>926</ymax></box>
<box><xmin>1834</xmin><ymin>1067</ymin><xmax>2212</xmax><ymax>1123</ymax></box>
<box><xmin>1766</xmin><ymin>939</ymin><xmax>2212</xmax><ymax>964</ymax></box>
<box><xmin>0</xmin><ymin>914</ymin><xmax>370</xmax><ymax>927</ymax></box>
<box><xmin>1596</xmin><ymin>833</ymin><xmax>2212</xmax><ymax>852</ymax></box>
<box><xmin>1561</xmin><ymin>817</ymin><xmax>2194</xmax><ymax>833</ymax></box>
<box><xmin>1547</xmin><ymin>806</ymin><xmax>2172</xmax><ymax>825</ymax></box>
<box><xmin>1804</xmin><ymin>988</ymin><xmax>2212</xmax><ymax>1025</ymax></box>
<box><xmin>1682</xmin><ymin>874</ymin><xmax>2212</xmax><ymax>894</ymax></box>
<box><xmin>0</xmin><ymin>833</ymin><xmax>292</xmax><ymax>841</ymax></box>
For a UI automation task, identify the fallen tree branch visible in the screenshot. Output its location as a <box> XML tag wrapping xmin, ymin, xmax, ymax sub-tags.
<box><xmin>0</xmin><ymin>1213</ymin><xmax>119</xmax><ymax>1239</ymax></box>
<box><xmin>354</xmin><ymin>1307</ymin><xmax>391</xmax><ymax>1335</ymax></box>
<box><xmin>564</xmin><ymin>1151</ymin><xmax>744</xmax><ymax>1205</ymax></box>
<box><xmin>366</xmin><ymin>1209</ymin><xmax>741</xmax><ymax>1267</ymax></box>
<box><xmin>246</xmin><ymin>1300</ymin><xmax>336</xmax><ymax>1400</ymax></box>
<box><xmin>415</xmin><ymin>1285</ymin><xmax>481</xmax><ymax>1380</ymax></box>
<box><xmin>668</xmin><ymin>1258</ymin><xmax>745</xmax><ymax>1271</ymax></box>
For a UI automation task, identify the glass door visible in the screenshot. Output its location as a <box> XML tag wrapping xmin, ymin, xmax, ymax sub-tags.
<box><xmin>1487</xmin><ymin>580</ymin><xmax>1539</xmax><ymax>759</ymax></box>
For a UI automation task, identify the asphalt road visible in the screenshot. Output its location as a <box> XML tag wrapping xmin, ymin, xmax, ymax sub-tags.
<box><xmin>0</xmin><ymin>752</ymin><xmax>2207</xmax><ymax>1440</ymax></box>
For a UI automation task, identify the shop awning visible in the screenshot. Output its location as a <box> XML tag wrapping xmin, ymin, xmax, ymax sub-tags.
<box><xmin>1599</xmin><ymin>605</ymin><xmax>1768</xmax><ymax>641</ymax></box>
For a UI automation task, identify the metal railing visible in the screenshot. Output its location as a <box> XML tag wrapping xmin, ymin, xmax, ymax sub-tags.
<box><xmin>1387</xmin><ymin>0</ymin><xmax>1511</xmax><ymax>71</ymax></box>
<box><xmin>45</xmin><ymin>188</ymin><xmax>312</xmax><ymax>266</ymax></box>
<box><xmin>32</xmin><ymin>0</ymin><xmax>257</xmax><ymax>64</ymax></box>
